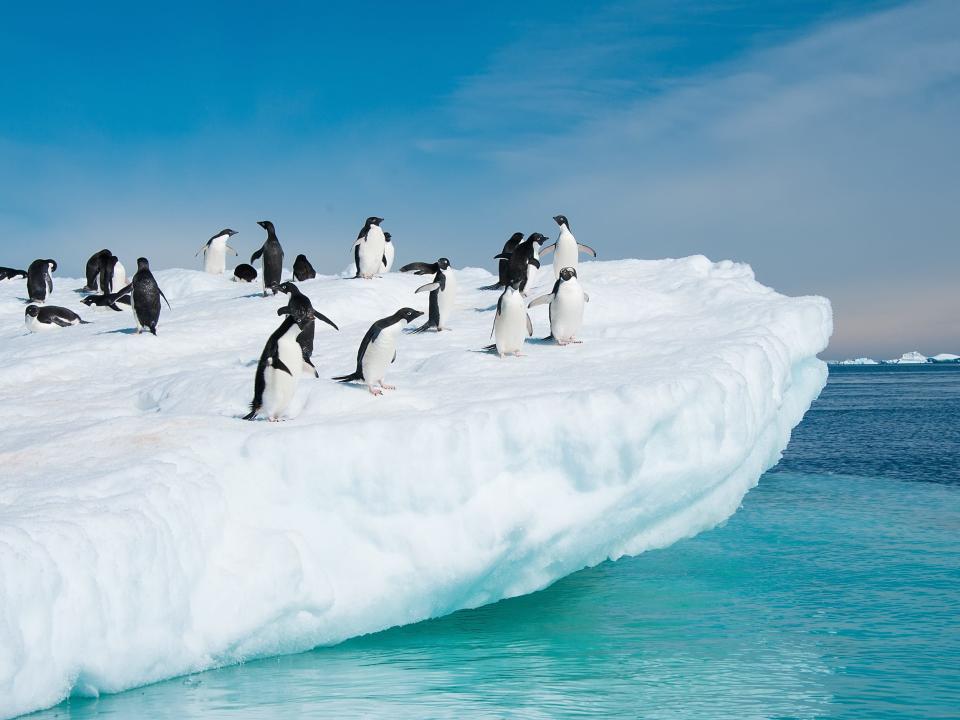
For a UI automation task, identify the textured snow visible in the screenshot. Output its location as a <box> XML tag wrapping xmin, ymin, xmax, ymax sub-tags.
<box><xmin>0</xmin><ymin>257</ymin><xmax>831</xmax><ymax>719</ymax></box>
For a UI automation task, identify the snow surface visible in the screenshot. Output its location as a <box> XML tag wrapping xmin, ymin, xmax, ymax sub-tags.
<box><xmin>0</xmin><ymin>257</ymin><xmax>831</xmax><ymax>719</ymax></box>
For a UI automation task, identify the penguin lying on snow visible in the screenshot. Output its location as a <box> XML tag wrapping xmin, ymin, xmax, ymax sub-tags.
<box><xmin>83</xmin><ymin>249</ymin><xmax>111</xmax><ymax>291</ymax></box>
<box><xmin>276</xmin><ymin>282</ymin><xmax>339</xmax><ymax>378</ymax></box>
<box><xmin>292</xmin><ymin>254</ymin><xmax>317</xmax><ymax>282</ymax></box>
<box><xmin>0</xmin><ymin>267</ymin><xmax>27</xmax><ymax>281</ymax></box>
<box><xmin>481</xmin><ymin>232</ymin><xmax>523</xmax><ymax>290</ymax></box>
<box><xmin>485</xmin><ymin>278</ymin><xmax>532</xmax><ymax>357</ymax></box>
<box><xmin>81</xmin><ymin>287</ymin><xmax>132</xmax><ymax>312</ymax></box>
<box><xmin>197</xmin><ymin>229</ymin><xmax>238</xmax><ymax>275</ymax></box>
<box><xmin>353</xmin><ymin>216</ymin><xmax>386</xmax><ymax>279</ymax></box>
<box><xmin>333</xmin><ymin>308</ymin><xmax>423</xmax><ymax>396</ymax></box>
<box><xmin>25</xmin><ymin>305</ymin><xmax>90</xmax><ymax>332</ymax></box>
<box><xmin>528</xmin><ymin>267</ymin><xmax>590</xmax><ymax>345</ymax></box>
<box><xmin>540</xmin><ymin>215</ymin><xmax>596</xmax><ymax>278</ymax></box>
<box><xmin>243</xmin><ymin>314</ymin><xmax>314</xmax><ymax>422</ymax></box>
<box><xmin>27</xmin><ymin>259</ymin><xmax>57</xmax><ymax>303</ymax></box>
<box><xmin>400</xmin><ymin>258</ymin><xmax>457</xmax><ymax>332</ymax></box>
<box><xmin>233</xmin><ymin>264</ymin><xmax>258</xmax><ymax>283</ymax></box>
<box><xmin>251</xmin><ymin>221</ymin><xmax>284</xmax><ymax>295</ymax></box>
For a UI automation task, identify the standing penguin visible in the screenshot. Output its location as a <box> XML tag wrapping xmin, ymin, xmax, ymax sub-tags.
<box><xmin>481</xmin><ymin>232</ymin><xmax>524</xmax><ymax>290</ymax></box>
<box><xmin>243</xmin><ymin>314</ymin><xmax>312</xmax><ymax>422</ymax></box>
<box><xmin>541</xmin><ymin>215</ymin><xmax>596</xmax><ymax>278</ymax></box>
<box><xmin>99</xmin><ymin>255</ymin><xmax>127</xmax><ymax>295</ymax></box>
<box><xmin>0</xmin><ymin>267</ymin><xmax>27</xmax><ymax>281</ymax></box>
<box><xmin>400</xmin><ymin>258</ymin><xmax>457</xmax><ymax>332</ymax></box>
<box><xmin>276</xmin><ymin>282</ymin><xmax>339</xmax><ymax>377</ymax></box>
<box><xmin>122</xmin><ymin>257</ymin><xmax>171</xmax><ymax>335</ymax></box>
<box><xmin>487</xmin><ymin>278</ymin><xmax>533</xmax><ymax>357</ymax></box>
<box><xmin>251</xmin><ymin>221</ymin><xmax>284</xmax><ymax>295</ymax></box>
<box><xmin>333</xmin><ymin>308</ymin><xmax>423</xmax><ymax>395</ymax></box>
<box><xmin>496</xmin><ymin>233</ymin><xmax>546</xmax><ymax>296</ymax></box>
<box><xmin>27</xmin><ymin>259</ymin><xmax>57</xmax><ymax>303</ymax></box>
<box><xmin>382</xmin><ymin>232</ymin><xmax>395</xmax><ymax>273</ymax></box>
<box><xmin>292</xmin><ymin>254</ymin><xmax>317</xmax><ymax>282</ymax></box>
<box><xmin>353</xmin><ymin>216</ymin><xmax>386</xmax><ymax>279</ymax></box>
<box><xmin>528</xmin><ymin>267</ymin><xmax>590</xmax><ymax>344</ymax></box>
<box><xmin>197</xmin><ymin>229</ymin><xmax>239</xmax><ymax>274</ymax></box>
<box><xmin>83</xmin><ymin>249</ymin><xmax>112</xmax><ymax>291</ymax></box>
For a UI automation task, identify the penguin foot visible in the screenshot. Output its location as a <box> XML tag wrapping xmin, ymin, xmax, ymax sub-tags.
<box><xmin>368</xmin><ymin>385</ymin><xmax>384</xmax><ymax>396</ymax></box>
<box><xmin>513</xmin><ymin>351</ymin><xmax>524</xmax><ymax>357</ymax></box>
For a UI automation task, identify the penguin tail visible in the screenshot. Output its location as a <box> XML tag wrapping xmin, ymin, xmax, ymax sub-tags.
<box><xmin>410</xmin><ymin>321</ymin><xmax>437</xmax><ymax>334</ymax></box>
<box><xmin>333</xmin><ymin>371</ymin><xmax>362</xmax><ymax>383</ymax></box>
<box><xmin>542</xmin><ymin>334</ymin><xmax>554</xmax><ymax>342</ymax></box>
<box><xmin>479</xmin><ymin>282</ymin><xmax>503</xmax><ymax>291</ymax></box>
<box><xmin>242</xmin><ymin>406</ymin><xmax>258</xmax><ymax>421</ymax></box>
<box><xmin>79</xmin><ymin>319</ymin><xmax>93</xmax><ymax>325</ymax></box>
<box><xmin>482</xmin><ymin>343</ymin><xmax>497</xmax><ymax>352</ymax></box>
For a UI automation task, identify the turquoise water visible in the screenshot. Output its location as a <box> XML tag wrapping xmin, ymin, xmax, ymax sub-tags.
<box><xmin>33</xmin><ymin>366</ymin><xmax>960</xmax><ymax>719</ymax></box>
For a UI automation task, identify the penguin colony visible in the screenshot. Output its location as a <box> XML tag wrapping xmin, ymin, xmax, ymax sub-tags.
<box><xmin>2</xmin><ymin>214</ymin><xmax>595</xmax><ymax>421</ymax></box>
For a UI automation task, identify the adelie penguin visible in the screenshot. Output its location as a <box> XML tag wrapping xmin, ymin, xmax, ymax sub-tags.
<box><xmin>353</xmin><ymin>216</ymin><xmax>386</xmax><ymax>279</ymax></box>
<box><xmin>382</xmin><ymin>232</ymin><xmax>395</xmax><ymax>273</ymax></box>
<box><xmin>27</xmin><ymin>259</ymin><xmax>57</xmax><ymax>303</ymax></box>
<box><xmin>233</xmin><ymin>264</ymin><xmax>258</xmax><ymax>283</ymax></box>
<box><xmin>24</xmin><ymin>304</ymin><xmax>90</xmax><ymax>332</ymax></box>
<box><xmin>481</xmin><ymin>232</ymin><xmax>524</xmax><ymax>290</ymax></box>
<box><xmin>528</xmin><ymin>267</ymin><xmax>590</xmax><ymax>345</ymax></box>
<box><xmin>117</xmin><ymin>257</ymin><xmax>171</xmax><ymax>335</ymax></box>
<box><xmin>292</xmin><ymin>254</ymin><xmax>317</xmax><ymax>282</ymax></box>
<box><xmin>197</xmin><ymin>229</ymin><xmax>238</xmax><ymax>275</ymax></box>
<box><xmin>82</xmin><ymin>286</ymin><xmax>132</xmax><ymax>312</ymax></box>
<box><xmin>333</xmin><ymin>308</ymin><xmax>423</xmax><ymax>395</ymax></box>
<box><xmin>400</xmin><ymin>257</ymin><xmax>457</xmax><ymax>332</ymax></box>
<box><xmin>243</xmin><ymin>313</ymin><xmax>314</xmax><ymax>422</ymax></box>
<box><xmin>99</xmin><ymin>255</ymin><xmax>127</xmax><ymax>295</ymax></box>
<box><xmin>0</xmin><ymin>267</ymin><xmax>27</xmax><ymax>281</ymax></box>
<box><xmin>251</xmin><ymin>221</ymin><xmax>284</xmax><ymax>295</ymax></box>
<box><xmin>541</xmin><ymin>215</ymin><xmax>596</xmax><ymax>279</ymax></box>
<box><xmin>83</xmin><ymin>249</ymin><xmax>112</xmax><ymax>291</ymax></box>
<box><xmin>486</xmin><ymin>277</ymin><xmax>533</xmax><ymax>358</ymax></box>
<box><xmin>276</xmin><ymin>282</ymin><xmax>338</xmax><ymax>378</ymax></box>
<box><xmin>495</xmin><ymin>233</ymin><xmax>547</xmax><ymax>296</ymax></box>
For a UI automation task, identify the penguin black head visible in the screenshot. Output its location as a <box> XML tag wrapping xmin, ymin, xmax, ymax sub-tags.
<box><xmin>553</xmin><ymin>215</ymin><xmax>569</xmax><ymax>229</ymax></box>
<box><xmin>81</xmin><ymin>296</ymin><xmax>96</xmax><ymax>307</ymax></box>
<box><xmin>25</xmin><ymin>305</ymin><xmax>39</xmax><ymax>318</ymax></box>
<box><xmin>277</xmin><ymin>281</ymin><xmax>303</xmax><ymax>296</ymax></box>
<box><xmin>527</xmin><ymin>233</ymin><xmax>547</xmax><ymax>245</ymax></box>
<box><xmin>47</xmin><ymin>259</ymin><xmax>58</xmax><ymax>272</ymax></box>
<box><xmin>213</xmin><ymin>228</ymin><xmax>238</xmax><ymax>239</ymax></box>
<box><xmin>437</xmin><ymin>257</ymin><xmax>450</xmax><ymax>270</ymax></box>
<box><xmin>257</xmin><ymin>220</ymin><xmax>275</xmax><ymax>232</ymax></box>
<box><xmin>365</xmin><ymin>216</ymin><xmax>384</xmax><ymax>227</ymax></box>
<box><xmin>397</xmin><ymin>307</ymin><xmax>424</xmax><ymax>323</ymax></box>
<box><xmin>559</xmin><ymin>267</ymin><xmax>577</xmax><ymax>281</ymax></box>
<box><xmin>384</xmin><ymin>232</ymin><xmax>392</xmax><ymax>243</ymax></box>
<box><xmin>137</xmin><ymin>257</ymin><xmax>150</xmax><ymax>270</ymax></box>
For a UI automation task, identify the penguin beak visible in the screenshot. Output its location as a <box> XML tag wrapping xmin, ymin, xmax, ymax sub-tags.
<box><xmin>553</xmin><ymin>216</ymin><xmax>562</xmax><ymax>223</ymax></box>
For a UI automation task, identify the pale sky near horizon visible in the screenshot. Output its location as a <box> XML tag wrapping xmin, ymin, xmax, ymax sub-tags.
<box><xmin>1</xmin><ymin>0</ymin><xmax>957</xmax><ymax>359</ymax></box>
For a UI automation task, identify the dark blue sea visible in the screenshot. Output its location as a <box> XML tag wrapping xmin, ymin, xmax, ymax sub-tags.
<box><xmin>33</xmin><ymin>365</ymin><xmax>960</xmax><ymax>719</ymax></box>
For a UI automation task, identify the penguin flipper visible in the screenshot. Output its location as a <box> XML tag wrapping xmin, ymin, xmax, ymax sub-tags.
<box><xmin>415</xmin><ymin>282</ymin><xmax>440</xmax><ymax>294</ymax></box>
<box><xmin>530</xmin><ymin>258</ymin><xmax>541</xmax><ymax>269</ymax></box>
<box><xmin>526</xmin><ymin>314</ymin><xmax>533</xmax><ymax>336</ymax></box>
<box><xmin>540</xmin><ymin>243</ymin><xmax>557</xmax><ymax>256</ymax></box>
<box><xmin>251</xmin><ymin>247</ymin><xmax>264</xmax><ymax>264</ymax></box>
<box><xmin>314</xmin><ymin>312</ymin><xmax>339</xmax><ymax>331</ymax></box>
<box><xmin>108</xmin><ymin>303</ymin><xmax>123</xmax><ymax>312</ymax></box>
<box><xmin>577</xmin><ymin>243</ymin><xmax>598</xmax><ymax>257</ymax></box>
<box><xmin>46</xmin><ymin>276</ymin><xmax>53</xmax><ymax>294</ymax></box>
<box><xmin>158</xmin><ymin>287</ymin><xmax>172</xmax><ymax>310</ymax></box>
<box><xmin>493</xmin><ymin>253</ymin><xmax>511</xmax><ymax>260</ymax></box>
<box><xmin>353</xmin><ymin>244</ymin><xmax>361</xmax><ymax>277</ymax></box>
<box><xmin>277</xmin><ymin>307</ymin><xmax>290</xmax><ymax>316</ymax></box>
<box><xmin>51</xmin><ymin>317</ymin><xmax>73</xmax><ymax>328</ymax></box>
<box><xmin>272</xmin><ymin>356</ymin><xmax>293</xmax><ymax>376</ymax></box>
<box><xmin>528</xmin><ymin>293</ymin><xmax>553</xmax><ymax>308</ymax></box>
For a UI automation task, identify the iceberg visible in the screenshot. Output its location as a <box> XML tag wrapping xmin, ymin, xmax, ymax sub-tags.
<box><xmin>929</xmin><ymin>353</ymin><xmax>960</xmax><ymax>363</ymax></box>
<box><xmin>833</xmin><ymin>357</ymin><xmax>878</xmax><ymax>365</ymax></box>
<box><xmin>885</xmin><ymin>351</ymin><xmax>928</xmax><ymax>364</ymax></box>
<box><xmin>0</xmin><ymin>257</ymin><xmax>831</xmax><ymax>719</ymax></box>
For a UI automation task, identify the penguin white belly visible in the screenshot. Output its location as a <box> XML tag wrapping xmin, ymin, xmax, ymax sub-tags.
<box><xmin>205</xmin><ymin>239</ymin><xmax>228</xmax><ymax>274</ymax></box>
<box><xmin>438</xmin><ymin>271</ymin><xmax>457</xmax><ymax>328</ymax></box>
<box><xmin>383</xmin><ymin>242</ymin><xmax>395</xmax><ymax>273</ymax></box>
<box><xmin>553</xmin><ymin>232</ymin><xmax>579</xmax><ymax>278</ymax></box>
<box><xmin>358</xmin><ymin>228</ymin><xmax>386</xmax><ymax>278</ymax></box>
<box><xmin>495</xmin><ymin>292</ymin><xmax>527</xmax><ymax>355</ymax></box>
<box><xmin>112</xmin><ymin>261</ymin><xmax>127</xmax><ymax>291</ymax></box>
<box><xmin>361</xmin><ymin>324</ymin><xmax>400</xmax><ymax>383</ymax></box>
<box><xmin>25</xmin><ymin>316</ymin><xmax>54</xmax><ymax>333</ymax></box>
<box><xmin>551</xmin><ymin>281</ymin><xmax>585</xmax><ymax>341</ymax></box>
<box><xmin>262</xmin><ymin>328</ymin><xmax>303</xmax><ymax>419</ymax></box>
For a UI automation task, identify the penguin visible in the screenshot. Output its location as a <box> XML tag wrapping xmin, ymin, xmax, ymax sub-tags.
<box><xmin>24</xmin><ymin>304</ymin><xmax>90</xmax><ymax>332</ymax></box>
<box><xmin>233</xmin><ymin>264</ymin><xmax>258</xmax><ymax>283</ymax></box>
<box><xmin>353</xmin><ymin>216</ymin><xmax>386</xmax><ymax>279</ymax></box>
<box><xmin>276</xmin><ymin>282</ymin><xmax>339</xmax><ymax>377</ymax></box>
<box><xmin>81</xmin><ymin>287</ymin><xmax>132</xmax><ymax>312</ymax></box>
<box><xmin>27</xmin><ymin>259</ymin><xmax>57</xmax><ymax>303</ymax></box>
<box><xmin>112</xmin><ymin>257</ymin><xmax>128</xmax><ymax>293</ymax></box>
<box><xmin>243</xmin><ymin>314</ymin><xmax>313</xmax><ymax>422</ymax></box>
<box><xmin>197</xmin><ymin>229</ymin><xmax>238</xmax><ymax>274</ymax></box>
<box><xmin>251</xmin><ymin>220</ymin><xmax>284</xmax><ymax>295</ymax></box>
<box><xmin>528</xmin><ymin>267</ymin><xmax>590</xmax><ymax>345</ymax></box>
<box><xmin>486</xmin><ymin>278</ymin><xmax>533</xmax><ymax>357</ymax></box>
<box><xmin>98</xmin><ymin>255</ymin><xmax>127</xmax><ymax>296</ymax></box>
<box><xmin>399</xmin><ymin>258</ymin><xmax>457</xmax><ymax>332</ymax></box>
<box><xmin>495</xmin><ymin>233</ymin><xmax>546</xmax><ymax>296</ymax></box>
<box><xmin>541</xmin><ymin>215</ymin><xmax>596</xmax><ymax>278</ymax></box>
<box><xmin>382</xmin><ymin>232</ymin><xmax>395</xmax><ymax>273</ymax></box>
<box><xmin>333</xmin><ymin>308</ymin><xmax>424</xmax><ymax>395</ymax></box>
<box><xmin>120</xmin><ymin>257</ymin><xmax>171</xmax><ymax>335</ymax></box>
<box><xmin>292</xmin><ymin>254</ymin><xmax>317</xmax><ymax>282</ymax></box>
<box><xmin>481</xmin><ymin>232</ymin><xmax>524</xmax><ymax>290</ymax></box>
<box><xmin>83</xmin><ymin>249</ymin><xmax>111</xmax><ymax>291</ymax></box>
<box><xmin>0</xmin><ymin>267</ymin><xmax>27</xmax><ymax>281</ymax></box>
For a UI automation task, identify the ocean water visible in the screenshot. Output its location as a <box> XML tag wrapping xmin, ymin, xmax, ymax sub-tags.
<box><xmin>32</xmin><ymin>365</ymin><xmax>960</xmax><ymax>719</ymax></box>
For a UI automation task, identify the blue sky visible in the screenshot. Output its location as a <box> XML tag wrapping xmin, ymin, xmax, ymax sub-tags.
<box><xmin>1</xmin><ymin>0</ymin><xmax>957</xmax><ymax>358</ymax></box>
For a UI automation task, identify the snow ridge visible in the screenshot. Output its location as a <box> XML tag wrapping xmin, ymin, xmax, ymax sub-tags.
<box><xmin>0</xmin><ymin>257</ymin><xmax>831</xmax><ymax>718</ymax></box>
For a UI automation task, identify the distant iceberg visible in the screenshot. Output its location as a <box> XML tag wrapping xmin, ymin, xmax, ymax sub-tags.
<box><xmin>833</xmin><ymin>357</ymin><xmax>879</xmax><ymax>365</ymax></box>
<box><xmin>885</xmin><ymin>351</ymin><xmax>928</xmax><ymax>364</ymax></box>
<box><xmin>0</xmin><ymin>257</ymin><xmax>832</xmax><ymax>719</ymax></box>
<box><xmin>929</xmin><ymin>353</ymin><xmax>960</xmax><ymax>363</ymax></box>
